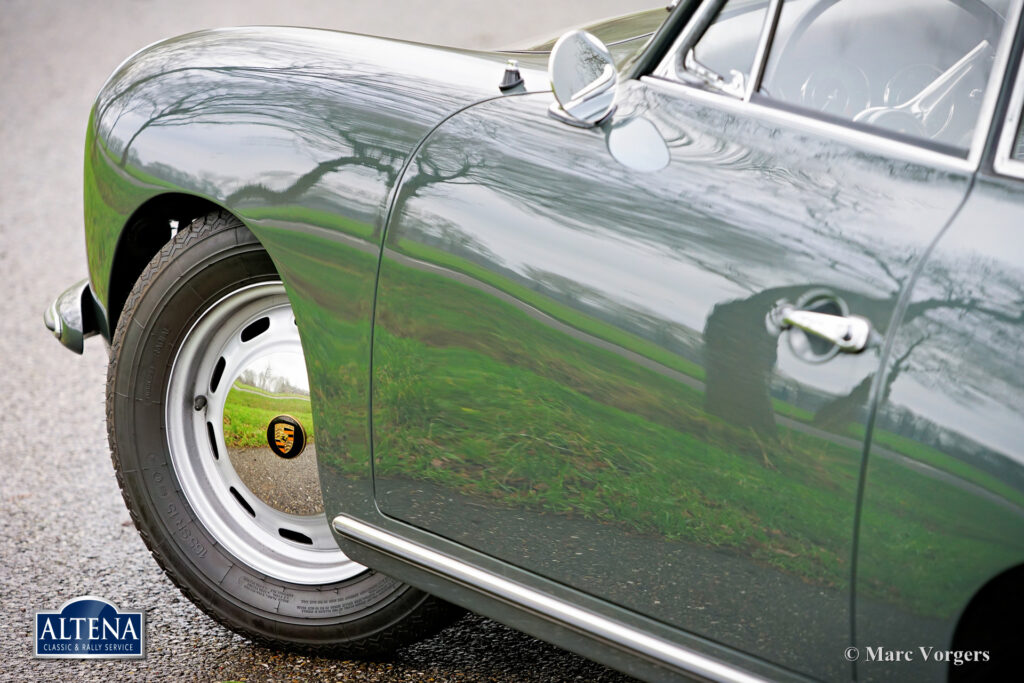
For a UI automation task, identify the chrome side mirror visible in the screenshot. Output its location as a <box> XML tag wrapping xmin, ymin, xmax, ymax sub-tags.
<box><xmin>548</xmin><ymin>30</ymin><xmax>618</xmax><ymax>127</ymax></box>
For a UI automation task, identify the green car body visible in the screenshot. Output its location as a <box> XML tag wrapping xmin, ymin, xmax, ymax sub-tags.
<box><xmin>48</xmin><ymin>1</ymin><xmax>1024</xmax><ymax>680</ymax></box>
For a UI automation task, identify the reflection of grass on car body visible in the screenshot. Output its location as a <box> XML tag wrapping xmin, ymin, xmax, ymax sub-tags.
<box><xmin>206</xmin><ymin>212</ymin><xmax>1024</xmax><ymax>618</ymax></box>
<box><xmin>375</xmin><ymin>326</ymin><xmax>856</xmax><ymax>584</ymax></box>
<box><xmin>243</xmin><ymin>205</ymin><xmax>376</xmax><ymax>241</ymax></box>
<box><xmin>372</xmin><ymin>249</ymin><xmax>1024</xmax><ymax>617</ymax></box>
<box><xmin>222</xmin><ymin>381</ymin><xmax>315</xmax><ymax>449</ymax></box>
<box><xmin>392</xmin><ymin>239</ymin><xmax>705</xmax><ymax>382</ymax></box>
<box><xmin>847</xmin><ymin>421</ymin><xmax>1024</xmax><ymax>509</ymax></box>
<box><xmin>389</xmin><ymin>238</ymin><xmax>1024</xmax><ymax>507</ymax></box>
<box><xmin>257</xmin><ymin>224</ymin><xmax>380</xmax><ymax>474</ymax></box>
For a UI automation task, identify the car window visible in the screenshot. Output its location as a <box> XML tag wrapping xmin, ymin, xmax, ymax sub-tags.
<box><xmin>681</xmin><ymin>0</ymin><xmax>770</xmax><ymax>97</ymax></box>
<box><xmin>1012</xmin><ymin>96</ymin><xmax>1024</xmax><ymax>160</ymax></box>
<box><xmin>759</xmin><ymin>0</ymin><xmax>1014</xmax><ymax>152</ymax></box>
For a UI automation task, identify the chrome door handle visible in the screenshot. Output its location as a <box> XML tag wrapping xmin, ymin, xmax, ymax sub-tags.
<box><xmin>767</xmin><ymin>302</ymin><xmax>875</xmax><ymax>353</ymax></box>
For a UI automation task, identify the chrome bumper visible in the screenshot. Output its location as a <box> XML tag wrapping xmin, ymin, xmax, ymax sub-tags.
<box><xmin>44</xmin><ymin>279</ymin><xmax>99</xmax><ymax>354</ymax></box>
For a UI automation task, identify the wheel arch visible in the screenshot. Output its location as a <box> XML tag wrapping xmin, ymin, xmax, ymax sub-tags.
<box><xmin>105</xmin><ymin>194</ymin><xmax>269</xmax><ymax>337</ymax></box>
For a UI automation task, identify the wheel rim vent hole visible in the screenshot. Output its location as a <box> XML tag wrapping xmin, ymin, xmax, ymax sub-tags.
<box><xmin>229</xmin><ymin>486</ymin><xmax>256</xmax><ymax>517</ymax></box>
<box><xmin>210</xmin><ymin>356</ymin><xmax>226</xmax><ymax>393</ymax></box>
<box><xmin>240</xmin><ymin>316</ymin><xmax>270</xmax><ymax>342</ymax></box>
<box><xmin>206</xmin><ymin>421</ymin><xmax>219</xmax><ymax>460</ymax></box>
<box><xmin>279</xmin><ymin>528</ymin><xmax>313</xmax><ymax>545</ymax></box>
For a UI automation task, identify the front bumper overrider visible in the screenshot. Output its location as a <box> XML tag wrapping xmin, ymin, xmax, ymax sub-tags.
<box><xmin>44</xmin><ymin>279</ymin><xmax>100</xmax><ymax>354</ymax></box>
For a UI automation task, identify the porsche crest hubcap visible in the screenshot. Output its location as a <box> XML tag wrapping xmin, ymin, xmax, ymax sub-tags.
<box><xmin>268</xmin><ymin>414</ymin><xmax>305</xmax><ymax>458</ymax></box>
<box><xmin>165</xmin><ymin>282</ymin><xmax>363</xmax><ymax>585</ymax></box>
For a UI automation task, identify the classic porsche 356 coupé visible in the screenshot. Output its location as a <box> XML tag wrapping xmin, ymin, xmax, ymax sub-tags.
<box><xmin>46</xmin><ymin>0</ymin><xmax>1024</xmax><ymax>680</ymax></box>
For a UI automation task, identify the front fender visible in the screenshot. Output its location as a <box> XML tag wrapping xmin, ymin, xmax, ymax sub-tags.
<box><xmin>85</xmin><ymin>26</ymin><xmax>548</xmax><ymax>313</ymax></box>
<box><xmin>83</xmin><ymin>26</ymin><xmax>549</xmax><ymax>521</ymax></box>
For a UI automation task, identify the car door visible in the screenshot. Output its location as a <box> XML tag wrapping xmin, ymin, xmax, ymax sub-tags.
<box><xmin>370</xmin><ymin>0</ymin><xmax>1016</xmax><ymax>677</ymax></box>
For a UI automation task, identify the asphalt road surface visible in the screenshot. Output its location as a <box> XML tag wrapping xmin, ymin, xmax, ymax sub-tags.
<box><xmin>0</xmin><ymin>1</ymin><xmax>654</xmax><ymax>680</ymax></box>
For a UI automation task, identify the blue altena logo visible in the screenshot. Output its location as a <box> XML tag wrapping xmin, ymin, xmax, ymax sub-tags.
<box><xmin>35</xmin><ymin>596</ymin><xmax>145</xmax><ymax>659</ymax></box>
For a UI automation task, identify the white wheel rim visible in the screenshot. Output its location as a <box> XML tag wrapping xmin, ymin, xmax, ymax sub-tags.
<box><xmin>165</xmin><ymin>282</ymin><xmax>364</xmax><ymax>585</ymax></box>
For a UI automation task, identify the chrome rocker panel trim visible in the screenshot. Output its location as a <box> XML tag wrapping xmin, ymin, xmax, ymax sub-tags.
<box><xmin>333</xmin><ymin>514</ymin><xmax>770</xmax><ymax>683</ymax></box>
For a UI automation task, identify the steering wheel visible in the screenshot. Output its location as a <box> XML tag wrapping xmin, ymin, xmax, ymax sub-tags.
<box><xmin>762</xmin><ymin>0</ymin><xmax>1004</xmax><ymax>145</ymax></box>
<box><xmin>853</xmin><ymin>39</ymin><xmax>994</xmax><ymax>144</ymax></box>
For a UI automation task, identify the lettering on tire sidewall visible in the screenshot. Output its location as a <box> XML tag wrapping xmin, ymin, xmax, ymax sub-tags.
<box><xmin>145</xmin><ymin>448</ymin><xmax>395</xmax><ymax>620</ymax></box>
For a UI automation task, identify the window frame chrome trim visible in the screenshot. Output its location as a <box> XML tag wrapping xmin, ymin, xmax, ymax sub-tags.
<box><xmin>970</xmin><ymin>0</ymin><xmax>1024</xmax><ymax>171</ymax></box>
<box><xmin>655</xmin><ymin>0</ymin><xmax>729</xmax><ymax>87</ymax></box>
<box><xmin>994</xmin><ymin>24</ymin><xmax>1024</xmax><ymax>178</ymax></box>
<box><xmin>745</xmin><ymin>0</ymin><xmax>784</xmax><ymax>100</ymax></box>
<box><xmin>652</xmin><ymin>0</ymin><xmax>1024</xmax><ymax>170</ymax></box>
<box><xmin>333</xmin><ymin>514</ymin><xmax>769</xmax><ymax>683</ymax></box>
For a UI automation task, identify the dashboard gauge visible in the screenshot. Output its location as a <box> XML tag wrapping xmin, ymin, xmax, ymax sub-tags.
<box><xmin>883</xmin><ymin>64</ymin><xmax>943</xmax><ymax>106</ymax></box>
<box><xmin>799</xmin><ymin>62</ymin><xmax>870</xmax><ymax>117</ymax></box>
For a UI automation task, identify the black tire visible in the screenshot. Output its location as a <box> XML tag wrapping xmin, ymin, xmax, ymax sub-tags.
<box><xmin>106</xmin><ymin>210</ymin><xmax>459</xmax><ymax>654</ymax></box>
<box><xmin>948</xmin><ymin>569</ymin><xmax>1023</xmax><ymax>683</ymax></box>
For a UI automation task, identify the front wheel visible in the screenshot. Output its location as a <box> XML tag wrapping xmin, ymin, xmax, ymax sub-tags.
<box><xmin>106</xmin><ymin>210</ymin><xmax>457</xmax><ymax>653</ymax></box>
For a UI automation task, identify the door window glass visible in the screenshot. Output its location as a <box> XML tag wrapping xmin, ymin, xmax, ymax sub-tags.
<box><xmin>759</xmin><ymin>0</ymin><xmax>1015</xmax><ymax>151</ymax></box>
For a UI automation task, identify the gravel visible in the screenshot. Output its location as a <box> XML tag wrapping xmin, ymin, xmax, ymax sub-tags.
<box><xmin>0</xmin><ymin>1</ymin><xmax>652</xmax><ymax>680</ymax></box>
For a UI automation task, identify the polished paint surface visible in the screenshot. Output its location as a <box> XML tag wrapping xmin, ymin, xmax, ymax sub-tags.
<box><xmin>86</xmin><ymin>26</ymin><xmax>552</xmax><ymax>310</ymax></box>
<box><xmin>371</xmin><ymin>77</ymin><xmax>973</xmax><ymax>679</ymax></box>
<box><xmin>854</xmin><ymin>174</ymin><xmax>1024</xmax><ymax>681</ymax></box>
